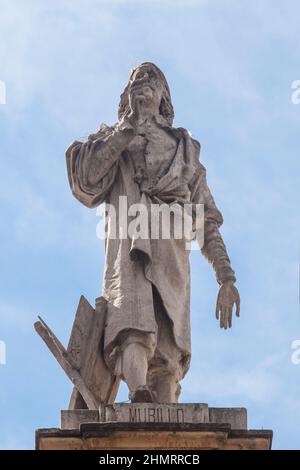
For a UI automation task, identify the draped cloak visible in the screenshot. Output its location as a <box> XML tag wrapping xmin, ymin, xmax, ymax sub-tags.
<box><xmin>66</xmin><ymin>117</ymin><xmax>224</xmax><ymax>377</ymax></box>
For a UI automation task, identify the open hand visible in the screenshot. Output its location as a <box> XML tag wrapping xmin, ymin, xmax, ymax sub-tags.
<box><xmin>216</xmin><ymin>281</ymin><xmax>240</xmax><ymax>329</ymax></box>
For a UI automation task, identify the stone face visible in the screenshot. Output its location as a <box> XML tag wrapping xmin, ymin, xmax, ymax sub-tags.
<box><xmin>36</xmin><ymin>423</ymin><xmax>273</xmax><ymax>450</ymax></box>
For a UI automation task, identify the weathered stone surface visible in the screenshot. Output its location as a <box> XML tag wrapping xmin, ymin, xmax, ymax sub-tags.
<box><xmin>35</xmin><ymin>296</ymin><xmax>120</xmax><ymax>411</ymax></box>
<box><xmin>36</xmin><ymin>423</ymin><xmax>273</xmax><ymax>450</ymax></box>
<box><xmin>67</xmin><ymin>296</ymin><xmax>118</xmax><ymax>408</ymax></box>
<box><xmin>103</xmin><ymin>403</ymin><xmax>209</xmax><ymax>424</ymax></box>
<box><xmin>34</xmin><ymin>64</ymin><xmax>272</xmax><ymax>451</ymax></box>
<box><xmin>209</xmin><ymin>407</ymin><xmax>247</xmax><ymax>430</ymax></box>
<box><xmin>61</xmin><ymin>410</ymin><xmax>99</xmax><ymax>430</ymax></box>
<box><xmin>60</xmin><ymin>405</ymin><xmax>248</xmax><ymax>430</ymax></box>
<box><xmin>34</xmin><ymin>316</ymin><xmax>99</xmax><ymax>410</ymax></box>
<box><xmin>63</xmin><ymin>62</ymin><xmax>241</xmax><ymax>404</ymax></box>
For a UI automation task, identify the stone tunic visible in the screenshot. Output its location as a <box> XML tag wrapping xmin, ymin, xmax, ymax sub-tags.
<box><xmin>66</xmin><ymin>115</ymin><xmax>236</xmax><ymax>378</ymax></box>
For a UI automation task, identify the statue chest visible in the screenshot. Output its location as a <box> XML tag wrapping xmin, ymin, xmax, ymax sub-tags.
<box><xmin>126</xmin><ymin>122</ymin><xmax>177</xmax><ymax>188</ymax></box>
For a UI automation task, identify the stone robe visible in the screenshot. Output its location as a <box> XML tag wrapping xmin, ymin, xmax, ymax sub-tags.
<box><xmin>66</xmin><ymin>116</ymin><xmax>232</xmax><ymax>377</ymax></box>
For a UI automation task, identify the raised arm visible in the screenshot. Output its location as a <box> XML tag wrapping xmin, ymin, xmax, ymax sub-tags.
<box><xmin>66</xmin><ymin>121</ymin><xmax>135</xmax><ymax>208</ymax></box>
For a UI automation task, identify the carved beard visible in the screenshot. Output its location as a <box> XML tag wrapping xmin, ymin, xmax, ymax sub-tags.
<box><xmin>118</xmin><ymin>76</ymin><xmax>174</xmax><ymax>126</ymax></box>
<box><xmin>131</xmin><ymin>83</ymin><xmax>158</xmax><ymax>110</ymax></box>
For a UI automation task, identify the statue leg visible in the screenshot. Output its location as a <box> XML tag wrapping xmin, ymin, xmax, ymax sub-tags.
<box><xmin>122</xmin><ymin>342</ymin><xmax>148</xmax><ymax>392</ymax></box>
<box><xmin>148</xmin><ymin>286</ymin><xmax>185</xmax><ymax>403</ymax></box>
<box><xmin>119</xmin><ymin>332</ymin><xmax>157</xmax><ymax>402</ymax></box>
<box><xmin>149</xmin><ymin>373</ymin><xmax>181</xmax><ymax>403</ymax></box>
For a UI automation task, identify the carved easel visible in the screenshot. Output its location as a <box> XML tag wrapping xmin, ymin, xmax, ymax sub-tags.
<box><xmin>34</xmin><ymin>296</ymin><xmax>120</xmax><ymax>409</ymax></box>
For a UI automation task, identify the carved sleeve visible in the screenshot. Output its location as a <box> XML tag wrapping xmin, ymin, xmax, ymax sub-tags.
<box><xmin>66</xmin><ymin>122</ymin><xmax>134</xmax><ymax>208</ymax></box>
<box><xmin>190</xmin><ymin>163</ymin><xmax>236</xmax><ymax>285</ymax></box>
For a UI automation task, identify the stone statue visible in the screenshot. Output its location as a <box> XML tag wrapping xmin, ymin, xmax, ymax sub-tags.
<box><xmin>65</xmin><ymin>62</ymin><xmax>240</xmax><ymax>404</ymax></box>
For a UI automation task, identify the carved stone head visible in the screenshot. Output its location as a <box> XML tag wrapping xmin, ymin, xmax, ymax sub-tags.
<box><xmin>118</xmin><ymin>62</ymin><xmax>174</xmax><ymax>126</ymax></box>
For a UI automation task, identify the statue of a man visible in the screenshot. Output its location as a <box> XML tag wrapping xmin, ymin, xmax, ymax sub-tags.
<box><xmin>66</xmin><ymin>62</ymin><xmax>240</xmax><ymax>404</ymax></box>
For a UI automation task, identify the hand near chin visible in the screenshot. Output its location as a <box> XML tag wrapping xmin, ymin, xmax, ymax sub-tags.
<box><xmin>128</xmin><ymin>83</ymin><xmax>145</xmax><ymax>116</ymax></box>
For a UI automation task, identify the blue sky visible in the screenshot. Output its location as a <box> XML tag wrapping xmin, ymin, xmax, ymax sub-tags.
<box><xmin>0</xmin><ymin>0</ymin><xmax>299</xmax><ymax>449</ymax></box>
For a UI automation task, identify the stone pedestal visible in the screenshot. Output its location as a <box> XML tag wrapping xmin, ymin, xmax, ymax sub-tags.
<box><xmin>36</xmin><ymin>404</ymin><xmax>272</xmax><ymax>450</ymax></box>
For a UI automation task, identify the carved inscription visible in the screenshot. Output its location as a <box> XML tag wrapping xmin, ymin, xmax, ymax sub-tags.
<box><xmin>129</xmin><ymin>406</ymin><xmax>185</xmax><ymax>423</ymax></box>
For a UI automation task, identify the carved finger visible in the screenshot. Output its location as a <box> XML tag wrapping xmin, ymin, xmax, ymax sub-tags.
<box><xmin>216</xmin><ymin>303</ymin><xmax>220</xmax><ymax>320</ymax></box>
<box><xmin>219</xmin><ymin>307</ymin><xmax>223</xmax><ymax>328</ymax></box>
<box><xmin>216</xmin><ymin>291</ymin><xmax>221</xmax><ymax>320</ymax></box>
<box><xmin>235</xmin><ymin>294</ymin><xmax>240</xmax><ymax>317</ymax></box>
<box><xmin>224</xmin><ymin>307</ymin><xmax>228</xmax><ymax>330</ymax></box>
<box><xmin>220</xmin><ymin>305</ymin><xmax>225</xmax><ymax>328</ymax></box>
<box><xmin>228</xmin><ymin>306</ymin><xmax>233</xmax><ymax>328</ymax></box>
<box><xmin>219</xmin><ymin>306</ymin><xmax>223</xmax><ymax>327</ymax></box>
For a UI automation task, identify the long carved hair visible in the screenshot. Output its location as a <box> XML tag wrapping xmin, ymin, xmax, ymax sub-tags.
<box><xmin>118</xmin><ymin>62</ymin><xmax>174</xmax><ymax>126</ymax></box>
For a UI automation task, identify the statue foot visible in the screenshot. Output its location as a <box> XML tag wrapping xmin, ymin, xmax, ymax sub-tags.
<box><xmin>129</xmin><ymin>385</ymin><xmax>154</xmax><ymax>403</ymax></box>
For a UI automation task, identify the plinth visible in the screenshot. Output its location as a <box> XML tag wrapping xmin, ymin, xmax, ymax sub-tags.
<box><xmin>36</xmin><ymin>404</ymin><xmax>273</xmax><ymax>450</ymax></box>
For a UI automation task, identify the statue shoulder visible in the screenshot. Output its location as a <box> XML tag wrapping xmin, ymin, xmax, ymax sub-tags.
<box><xmin>173</xmin><ymin>127</ymin><xmax>201</xmax><ymax>151</ymax></box>
<box><xmin>88</xmin><ymin>123</ymin><xmax>116</xmax><ymax>142</ymax></box>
